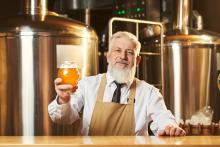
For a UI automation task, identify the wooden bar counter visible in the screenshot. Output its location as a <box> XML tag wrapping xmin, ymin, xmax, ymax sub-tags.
<box><xmin>0</xmin><ymin>136</ymin><xmax>220</xmax><ymax>147</ymax></box>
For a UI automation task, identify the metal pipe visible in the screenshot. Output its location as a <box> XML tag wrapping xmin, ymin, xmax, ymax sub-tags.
<box><xmin>174</xmin><ymin>0</ymin><xmax>192</xmax><ymax>30</ymax></box>
<box><xmin>85</xmin><ymin>8</ymin><xmax>90</xmax><ymax>25</ymax></box>
<box><xmin>23</xmin><ymin>0</ymin><xmax>47</xmax><ymax>15</ymax></box>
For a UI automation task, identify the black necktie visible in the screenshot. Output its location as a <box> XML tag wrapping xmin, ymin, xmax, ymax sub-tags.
<box><xmin>112</xmin><ymin>81</ymin><xmax>123</xmax><ymax>103</ymax></box>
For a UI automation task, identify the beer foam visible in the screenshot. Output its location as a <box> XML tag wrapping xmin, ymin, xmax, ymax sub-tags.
<box><xmin>60</xmin><ymin>61</ymin><xmax>78</xmax><ymax>68</ymax></box>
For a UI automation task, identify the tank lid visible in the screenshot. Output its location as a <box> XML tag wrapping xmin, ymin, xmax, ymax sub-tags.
<box><xmin>0</xmin><ymin>0</ymin><xmax>97</xmax><ymax>39</ymax></box>
<box><xmin>165</xmin><ymin>27</ymin><xmax>220</xmax><ymax>45</ymax></box>
<box><xmin>0</xmin><ymin>14</ymin><xmax>97</xmax><ymax>39</ymax></box>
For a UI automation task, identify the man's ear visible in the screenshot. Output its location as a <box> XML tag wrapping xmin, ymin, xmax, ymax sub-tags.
<box><xmin>136</xmin><ymin>55</ymin><xmax>141</xmax><ymax>65</ymax></box>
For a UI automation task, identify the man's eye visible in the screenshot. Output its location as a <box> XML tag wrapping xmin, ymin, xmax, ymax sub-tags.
<box><xmin>128</xmin><ymin>51</ymin><xmax>134</xmax><ymax>55</ymax></box>
<box><xmin>115</xmin><ymin>49</ymin><xmax>121</xmax><ymax>52</ymax></box>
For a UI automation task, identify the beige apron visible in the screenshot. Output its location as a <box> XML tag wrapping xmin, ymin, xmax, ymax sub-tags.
<box><xmin>89</xmin><ymin>74</ymin><xmax>136</xmax><ymax>135</ymax></box>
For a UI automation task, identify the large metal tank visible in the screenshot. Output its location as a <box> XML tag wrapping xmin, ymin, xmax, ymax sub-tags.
<box><xmin>163</xmin><ymin>0</ymin><xmax>220</xmax><ymax>121</ymax></box>
<box><xmin>0</xmin><ymin>0</ymin><xmax>98</xmax><ymax>135</ymax></box>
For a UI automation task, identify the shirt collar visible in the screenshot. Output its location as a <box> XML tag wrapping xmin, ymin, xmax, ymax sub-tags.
<box><xmin>106</xmin><ymin>71</ymin><xmax>134</xmax><ymax>88</ymax></box>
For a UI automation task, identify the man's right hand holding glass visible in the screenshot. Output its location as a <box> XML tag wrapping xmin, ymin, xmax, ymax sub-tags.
<box><xmin>54</xmin><ymin>78</ymin><xmax>78</xmax><ymax>104</ymax></box>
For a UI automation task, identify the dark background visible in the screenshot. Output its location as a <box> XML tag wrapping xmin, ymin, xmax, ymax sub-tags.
<box><xmin>0</xmin><ymin>0</ymin><xmax>220</xmax><ymax>33</ymax></box>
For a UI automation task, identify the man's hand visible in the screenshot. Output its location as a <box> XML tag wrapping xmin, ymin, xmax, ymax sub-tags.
<box><xmin>158</xmin><ymin>124</ymin><xmax>186</xmax><ymax>136</ymax></box>
<box><xmin>54</xmin><ymin>78</ymin><xmax>78</xmax><ymax>104</ymax></box>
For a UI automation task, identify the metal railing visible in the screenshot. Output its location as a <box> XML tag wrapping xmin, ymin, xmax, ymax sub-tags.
<box><xmin>108</xmin><ymin>17</ymin><xmax>164</xmax><ymax>94</ymax></box>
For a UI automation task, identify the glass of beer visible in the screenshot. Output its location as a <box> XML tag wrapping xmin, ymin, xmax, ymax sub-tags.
<box><xmin>57</xmin><ymin>61</ymin><xmax>79</xmax><ymax>86</ymax></box>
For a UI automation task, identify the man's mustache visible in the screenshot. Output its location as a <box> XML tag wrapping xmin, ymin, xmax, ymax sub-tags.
<box><xmin>115</xmin><ymin>60</ymin><xmax>129</xmax><ymax>65</ymax></box>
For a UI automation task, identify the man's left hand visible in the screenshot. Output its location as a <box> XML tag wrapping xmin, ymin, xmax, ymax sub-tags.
<box><xmin>157</xmin><ymin>124</ymin><xmax>186</xmax><ymax>136</ymax></box>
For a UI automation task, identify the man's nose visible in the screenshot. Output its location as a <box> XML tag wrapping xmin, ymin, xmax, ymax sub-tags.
<box><xmin>119</xmin><ymin>51</ymin><xmax>128</xmax><ymax>59</ymax></box>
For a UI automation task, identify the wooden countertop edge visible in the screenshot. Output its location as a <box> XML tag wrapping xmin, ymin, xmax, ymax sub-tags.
<box><xmin>0</xmin><ymin>136</ymin><xmax>220</xmax><ymax>146</ymax></box>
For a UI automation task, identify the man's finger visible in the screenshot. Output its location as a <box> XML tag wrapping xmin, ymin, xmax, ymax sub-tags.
<box><xmin>57</xmin><ymin>84</ymin><xmax>73</xmax><ymax>90</ymax></box>
<box><xmin>71</xmin><ymin>86</ymin><xmax>78</xmax><ymax>93</ymax></box>
<box><xmin>60</xmin><ymin>91</ymin><xmax>71</xmax><ymax>98</ymax></box>
<box><xmin>158</xmin><ymin>125</ymin><xmax>186</xmax><ymax>136</ymax></box>
<box><xmin>180</xmin><ymin>129</ymin><xmax>186</xmax><ymax>136</ymax></box>
<box><xmin>164</xmin><ymin>125</ymin><xmax>171</xmax><ymax>135</ymax></box>
<box><xmin>54</xmin><ymin>78</ymin><xmax>62</xmax><ymax>85</ymax></box>
<box><xmin>157</xmin><ymin>130</ymin><xmax>165</xmax><ymax>136</ymax></box>
<box><xmin>174</xmin><ymin>128</ymin><xmax>182</xmax><ymax>136</ymax></box>
<box><xmin>170</xmin><ymin>127</ymin><xmax>177</xmax><ymax>136</ymax></box>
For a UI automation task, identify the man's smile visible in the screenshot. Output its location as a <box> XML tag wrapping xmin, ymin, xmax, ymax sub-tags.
<box><xmin>115</xmin><ymin>61</ymin><xmax>129</xmax><ymax>65</ymax></box>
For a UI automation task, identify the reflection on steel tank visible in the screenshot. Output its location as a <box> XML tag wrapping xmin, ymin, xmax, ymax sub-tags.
<box><xmin>0</xmin><ymin>0</ymin><xmax>98</xmax><ymax>135</ymax></box>
<box><xmin>163</xmin><ymin>0</ymin><xmax>220</xmax><ymax>121</ymax></box>
<box><xmin>141</xmin><ymin>0</ymin><xmax>220</xmax><ymax>122</ymax></box>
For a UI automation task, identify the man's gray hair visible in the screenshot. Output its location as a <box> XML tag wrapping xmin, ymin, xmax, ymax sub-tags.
<box><xmin>109</xmin><ymin>31</ymin><xmax>141</xmax><ymax>55</ymax></box>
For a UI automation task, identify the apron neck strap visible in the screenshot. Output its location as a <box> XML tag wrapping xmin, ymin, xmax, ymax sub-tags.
<box><xmin>97</xmin><ymin>74</ymin><xmax>136</xmax><ymax>104</ymax></box>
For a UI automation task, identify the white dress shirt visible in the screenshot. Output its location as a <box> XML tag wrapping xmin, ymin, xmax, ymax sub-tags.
<box><xmin>48</xmin><ymin>72</ymin><xmax>177</xmax><ymax>135</ymax></box>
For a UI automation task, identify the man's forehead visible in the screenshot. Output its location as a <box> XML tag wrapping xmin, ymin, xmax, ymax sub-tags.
<box><xmin>112</xmin><ymin>38</ymin><xmax>135</xmax><ymax>46</ymax></box>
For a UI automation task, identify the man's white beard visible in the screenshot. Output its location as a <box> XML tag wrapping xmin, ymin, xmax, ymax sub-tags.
<box><xmin>108</xmin><ymin>64</ymin><xmax>136</xmax><ymax>83</ymax></box>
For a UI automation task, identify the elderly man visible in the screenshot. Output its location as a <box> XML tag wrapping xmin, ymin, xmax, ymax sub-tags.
<box><xmin>48</xmin><ymin>31</ymin><xmax>186</xmax><ymax>136</ymax></box>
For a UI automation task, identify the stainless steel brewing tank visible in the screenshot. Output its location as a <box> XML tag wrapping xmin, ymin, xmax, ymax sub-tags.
<box><xmin>0</xmin><ymin>12</ymin><xmax>98</xmax><ymax>135</ymax></box>
<box><xmin>163</xmin><ymin>28</ymin><xmax>220</xmax><ymax>121</ymax></box>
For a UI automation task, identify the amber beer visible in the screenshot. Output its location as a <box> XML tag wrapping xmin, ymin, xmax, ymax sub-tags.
<box><xmin>58</xmin><ymin>61</ymin><xmax>79</xmax><ymax>86</ymax></box>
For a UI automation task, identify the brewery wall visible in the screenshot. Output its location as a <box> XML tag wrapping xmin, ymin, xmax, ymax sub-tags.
<box><xmin>194</xmin><ymin>0</ymin><xmax>220</xmax><ymax>33</ymax></box>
